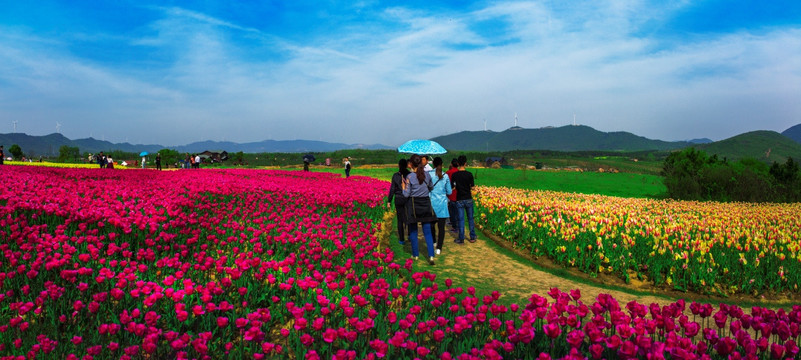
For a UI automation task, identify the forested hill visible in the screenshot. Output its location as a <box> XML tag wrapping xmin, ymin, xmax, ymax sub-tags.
<box><xmin>431</xmin><ymin>125</ymin><xmax>692</xmax><ymax>152</ymax></box>
<box><xmin>694</xmin><ymin>130</ymin><xmax>801</xmax><ymax>163</ymax></box>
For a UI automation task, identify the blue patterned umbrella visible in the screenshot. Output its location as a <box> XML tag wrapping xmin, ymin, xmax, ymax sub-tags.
<box><xmin>139</xmin><ymin>151</ymin><xmax>149</xmax><ymax>157</ymax></box>
<box><xmin>397</xmin><ymin>139</ymin><xmax>447</xmax><ymax>154</ymax></box>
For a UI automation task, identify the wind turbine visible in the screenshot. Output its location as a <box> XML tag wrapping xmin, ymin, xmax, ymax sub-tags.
<box><xmin>483</xmin><ymin>119</ymin><xmax>487</xmax><ymax>131</ymax></box>
<box><xmin>56</xmin><ymin>122</ymin><xmax>62</xmax><ymax>134</ymax></box>
<box><xmin>573</xmin><ymin>113</ymin><xmax>576</xmax><ymax>126</ymax></box>
<box><xmin>514</xmin><ymin>113</ymin><xmax>518</xmax><ymax>127</ymax></box>
<box><xmin>12</xmin><ymin>120</ymin><xmax>18</xmax><ymax>132</ymax></box>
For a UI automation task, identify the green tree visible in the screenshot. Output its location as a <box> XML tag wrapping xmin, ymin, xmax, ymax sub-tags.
<box><xmin>157</xmin><ymin>149</ymin><xmax>182</xmax><ymax>168</ymax></box>
<box><xmin>8</xmin><ymin>144</ymin><xmax>23</xmax><ymax>159</ymax></box>
<box><xmin>232</xmin><ymin>151</ymin><xmax>245</xmax><ymax>164</ymax></box>
<box><xmin>58</xmin><ymin>145</ymin><xmax>81</xmax><ymax>163</ymax></box>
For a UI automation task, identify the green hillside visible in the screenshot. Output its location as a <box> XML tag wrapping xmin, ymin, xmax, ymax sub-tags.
<box><xmin>432</xmin><ymin>125</ymin><xmax>689</xmax><ymax>151</ymax></box>
<box><xmin>694</xmin><ymin>130</ymin><xmax>801</xmax><ymax>163</ymax></box>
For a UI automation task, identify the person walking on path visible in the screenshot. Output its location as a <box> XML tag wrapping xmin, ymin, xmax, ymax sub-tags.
<box><xmin>428</xmin><ymin>157</ymin><xmax>452</xmax><ymax>255</ymax></box>
<box><xmin>452</xmin><ymin>155</ymin><xmax>476</xmax><ymax>244</ymax></box>
<box><xmin>387</xmin><ymin>158</ymin><xmax>411</xmax><ymax>244</ymax></box>
<box><xmin>446</xmin><ymin>158</ymin><xmax>459</xmax><ymax>232</ymax></box>
<box><xmin>344</xmin><ymin>157</ymin><xmax>352</xmax><ymax>178</ymax></box>
<box><xmin>402</xmin><ymin>154</ymin><xmax>437</xmax><ymax>265</ymax></box>
<box><xmin>155</xmin><ymin>153</ymin><xmax>162</xmax><ymax>171</ymax></box>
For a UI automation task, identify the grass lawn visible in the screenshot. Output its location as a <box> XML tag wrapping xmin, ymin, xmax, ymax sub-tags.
<box><xmin>311</xmin><ymin>166</ymin><xmax>667</xmax><ymax>199</ymax></box>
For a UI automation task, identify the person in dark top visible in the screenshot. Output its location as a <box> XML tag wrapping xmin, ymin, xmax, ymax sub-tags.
<box><xmin>451</xmin><ymin>155</ymin><xmax>476</xmax><ymax>243</ymax></box>
<box><xmin>402</xmin><ymin>154</ymin><xmax>437</xmax><ymax>265</ymax></box>
<box><xmin>0</xmin><ymin>145</ymin><xmax>4</xmax><ymax>165</ymax></box>
<box><xmin>97</xmin><ymin>152</ymin><xmax>106</xmax><ymax>168</ymax></box>
<box><xmin>387</xmin><ymin>158</ymin><xmax>411</xmax><ymax>244</ymax></box>
<box><xmin>155</xmin><ymin>153</ymin><xmax>162</xmax><ymax>171</ymax></box>
<box><xmin>445</xmin><ymin>158</ymin><xmax>459</xmax><ymax>232</ymax></box>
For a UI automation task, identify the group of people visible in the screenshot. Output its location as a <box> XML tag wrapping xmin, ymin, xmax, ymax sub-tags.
<box><xmin>92</xmin><ymin>152</ymin><xmax>116</xmax><ymax>169</ymax></box>
<box><xmin>388</xmin><ymin>154</ymin><xmax>476</xmax><ymax>265</ymax></box>
<box><xmin>181</xmin><ymin>154</ymin><xmax>201</xmax><ymax>169</ymax></box>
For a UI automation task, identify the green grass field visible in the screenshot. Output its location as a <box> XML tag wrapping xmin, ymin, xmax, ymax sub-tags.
<box><xmin>312</xmin><ymin>166</ymin><xmax>667</xmax><ymax>199</ymax></box>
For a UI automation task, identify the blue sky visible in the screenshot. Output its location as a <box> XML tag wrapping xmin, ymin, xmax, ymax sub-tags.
<box><xmin>1</xmin><ymin>0</ymin><xmax>800</xmax><ymax>146</ymax></box>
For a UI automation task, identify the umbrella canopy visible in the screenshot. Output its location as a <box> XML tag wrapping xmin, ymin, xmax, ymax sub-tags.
<box><xmin>303</xmin><ymin>154</ymin><xmax>316</xmax><ymax>162</ymax></box>
<box><xmin>139</xmin><ymin>151</ymin><xmax>149</xmax><ymax>157</ymax></box>
<box><xmin>397</xmin><ymin>139</ymin><xmax>447</xmax><ymax>154</ymax></box>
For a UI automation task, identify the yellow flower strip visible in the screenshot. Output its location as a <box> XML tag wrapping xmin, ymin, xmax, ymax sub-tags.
<box><xmin>474</xmin><ymin>186</ymin><xmax>801</xmax><ymax>295</ymax></box>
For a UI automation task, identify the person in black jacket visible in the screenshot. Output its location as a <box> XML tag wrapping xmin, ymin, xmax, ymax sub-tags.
<box><xmin>388</xmin><ymin>158</ymin><xmax>410</xmax><ymax>244</ymax></box>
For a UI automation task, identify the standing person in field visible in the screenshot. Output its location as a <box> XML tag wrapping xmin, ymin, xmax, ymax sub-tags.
<box><xmin>428</xmin><ymin>157</ymin><xmax>452</xmax><ymax>255</ymax></box>
<box><xmin>141</xmin><ymin>155</ymin><xmax>146</xmax><ymax>169</ymax></box>
<box><xmin>446</xmin><ymin>158</ymin><xmax>460</xmax><ymax>232</ymax></box>
<box><xmin>106</xmin><ymin>155</ymin><xmax>114</xmax><ymax>169</ymax></box>
<box><xmin>452</xmin><ymin>155</ymin><xmax>477</xmax><ymax>244</ymax></box>
<box><xmin>194</xmin><ymin>154</ymin><xmax>201</xmax><ymax>169</ymax></box>
<box><xmin>98</xmin><ymin>152</ymin><xmax>106</xmax><ymax>168</ymax></box>
<box><xmin>155</xmin><ymin>153</ymin><xmax>162</xmax><ymax>171</ymax></box>
<box><xmin>187</xmin><ymin>154</ymin><xmax>193</xmax><ymax>169</ymax></box>
<box><xmin>344</xmin><ymin>157</ymin><xmax>352</xmax><ymax>178</ymax></box>
<box><xmin>422</xmin><ymin>155</ymin><xmax>433</xmax><ymax>174</ymax></box>
<box><xmin>0</xmin><ymin>145</ymin><xmax>4</xmax><ymax>165</ymax></box>
<box><xmin>402</xmin><ymin>154</ymin><xmax>437</xmax><ymax>265</ymax></box>
<box><xmin>387</xmin><ymin>158</ymin><xmax>411</xmax><ymax>244</ymax></box>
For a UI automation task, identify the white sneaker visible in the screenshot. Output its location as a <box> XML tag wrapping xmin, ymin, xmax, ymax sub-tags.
<box><xmin>428</xmin><ymin>257</ymin><xmax>435</xmax><ymax>265</ymax></box>
<box><xmin>412</xmin><ymin>256</ymin><xmax>418</xmax><ymax>260</ymax></box>
<box><xmin>435</xmin><ymin>249</ymin><xmax>441</xmax><ymax>255</ymax></box>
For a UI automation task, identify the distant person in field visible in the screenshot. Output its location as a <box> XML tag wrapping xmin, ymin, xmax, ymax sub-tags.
<box><xmin>141</xmin><ymin>155</ymin><xmax>146</xmax><ymax>169</ymax></box>
<box><xmin>106</xmin><ymin>156</ymin><xmax>114</xmax><ymax>169</ymax></box>
<box><xmin>402</xmin><ymin>154</ymin><xmax>437</xmax><ymax>265</ymax></box>
<box><xmin>428</xmin><ymin>157</ymin><xmax>452</xmax><ymax>255</ymax></box>
<box><xmin>97</xmin><ymin>152</ymin><xmax>106</xmax><ymax>168</ymax></box>
<box><xmin>446</xmin><ymin>158</ymin><xmax>459</xmax><ymax>232</ymax></box>
<box><xmin>344</xmin><ymin>157</ymin><xmax>352</xmax><ymax>178</ymax></box>
<box><xmin>303</xmin><ymin>159</ymin><xmax>310</xmax><ymax>172</ymax></box>
<box><xmin>422</xmin><ymin>155</ymin><xmax>433</xmax><ymax>173</ymax></box>
<box><xmin>186</xmin><ymin>154</ymin><xmax>193</xmax><ymax>169</ymax></box>
<box><xmin>0</xmin><ymin>145</ymin><xmax>4</xmax><ymax>165</ymax></box>
<box><xmin>194</xmin><ymin>154</ymin><xmax>201</xmax><ymax>169</ymax></box>
<box><xmin>388</xmin><ymin>158</ymin><xmax>411</xmax><ymax>243</ymax></box>
<box><xmin>452</xmin><ymin>155</ymin><xmax>476</xmax><ymax>243</ymax></box>
<box><xmin>155</xmin><ymin>153</ymin><xmax>162</xmax><ymax>171</ymax></box>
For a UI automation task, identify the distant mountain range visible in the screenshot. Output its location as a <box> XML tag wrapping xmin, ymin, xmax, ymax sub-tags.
<box><xmin>2</xmin><ymin>123</ymin><xmax>800</xmax><ymax>163</ymax></box>
<box><xmin>783</xmin><ymin>124</ymin><xmax>801</xmax><ymax>144</ymax></box>
<box><xmin>0</xmin><ymin>133</ymin><xmax>390</xmax><ymax>157</ymax></box>
<box><xmin>430</xmin><ymin>124</ymin><xmax>801</xmax><ymax>162</ymax></box>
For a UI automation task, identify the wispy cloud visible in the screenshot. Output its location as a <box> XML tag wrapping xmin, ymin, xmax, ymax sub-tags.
<box><xmin>0</xmin><ymin>0</ymin><xmax>799</xmax><ymax>145</ymax></box>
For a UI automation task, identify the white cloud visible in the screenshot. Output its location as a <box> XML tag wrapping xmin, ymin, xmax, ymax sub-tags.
<box><xmin>0</xmin><ymin>1</ymin><xmax>799</xmax><ymax>146</ymax></box>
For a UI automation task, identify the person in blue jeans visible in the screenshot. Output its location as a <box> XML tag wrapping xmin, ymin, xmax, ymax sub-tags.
<box><xmin>451</xmin><ymin>155</ymin><xmax>476</xmax><ymax>243</ymax></box>
<box><xmin>402</xmin><ymin>154</ymin><xmax>438</xmax><ymax>265</ymax></box>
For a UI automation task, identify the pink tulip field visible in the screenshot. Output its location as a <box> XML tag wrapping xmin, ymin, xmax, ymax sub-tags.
<box><xmin>2</xmin><ymin>166</ymin><xmax>801</xmax><ymax>359</ymax></box>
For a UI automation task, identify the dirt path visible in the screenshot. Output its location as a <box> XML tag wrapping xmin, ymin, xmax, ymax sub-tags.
<box><xmin>436</xmin><ymin>230</ymin><xmax>670</xmax><ymax>306</ymax></box>
<box><xmin>386</xmin><ymin>217</ymin><xmax>677</xmax><ymax>307</ymax></box>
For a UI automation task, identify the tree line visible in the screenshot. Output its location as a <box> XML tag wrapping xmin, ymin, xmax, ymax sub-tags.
<box><xmin>662</xmin><ymin>148</ymin><xmax>800</xmax><ymax>202</ymax></box>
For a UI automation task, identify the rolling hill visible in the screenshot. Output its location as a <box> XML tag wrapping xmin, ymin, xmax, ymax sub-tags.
<box><xmin>431</xmin><ymin>125</ymin><xmax>692</xmax><ymax>152</ymax></box>
<box><xmin>782</xmin><ymin>124</ymin><xmax>801</xmax><ymax>144</ymax></box>
<box><xmin>694</xmin><ymin>130</ymin><xmax>801</xmax><ymax>163</ymax></box>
